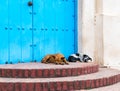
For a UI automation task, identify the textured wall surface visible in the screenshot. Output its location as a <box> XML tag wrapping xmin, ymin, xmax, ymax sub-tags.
<box><xmin>103</xmin><ymin>0</ymin><xmax>120</xmax><ymax>67</ymax></box>
<box><xmin>81</xmin><ymin>0</ymin><xmax>120</xmax><ymax>68</ymax></box>
<box><xmin>81</xmin><ymin>0</ymin><xmax>95</xmax><ymax>60</ymax></box>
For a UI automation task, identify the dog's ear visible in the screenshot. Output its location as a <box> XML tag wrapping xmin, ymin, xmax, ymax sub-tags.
<box><xmin>76</xmin><ymin>53</ymin><xmax>80</xmax><ymax>56</ymax></box>
<box><xmin>61</xmin><ymin>57</ymin><xmax>65</xmax><ymax>60</ymax></box>
<box><xmin>83</xmin><ymin>54</ymin><xmax>88</xmax><ymax>57</ymax></box>
<box><xmin>89</xmin><ymin>58</ymin><xmax>92</xmax><ymax>61</ymax></box>
<box><xmin>51</xmin><ymin>55</ymin><xmax>55</xmax><ymax>59</ymax></box>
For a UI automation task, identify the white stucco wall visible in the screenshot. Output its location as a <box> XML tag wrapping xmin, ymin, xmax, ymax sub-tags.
<box><xmin>82</xmin><ymin>0</ymin><xmax>95</xmax><ymax>60</ymax></box>
<box><xmin>81</xmin><ymin>0</ymin><xmax>103</xmax><ymax>65</ymax></box>
<box><xmin>81</xmin><ymin>0</ymin><xmax>120</xmax><ymax>68</ymax></box>
<box><xmin>103</xmin><ymin>0</ymin><xmax>120</xmax><ymax>67</ymax></box>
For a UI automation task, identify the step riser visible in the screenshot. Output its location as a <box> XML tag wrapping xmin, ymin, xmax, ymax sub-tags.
<box><xmin>0</xmin><ymin>74</ymin><xmax>120</xmax><ymax>91</ymax></box>
<box><xmin>0</xmin><ymin>65</ymin><xmax>99</xmax><ymax>78</ymax></box>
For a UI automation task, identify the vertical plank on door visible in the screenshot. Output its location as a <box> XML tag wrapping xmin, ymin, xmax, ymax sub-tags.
<box><xmin>0</xmin><ymin>0</ymin><xmax>9</xmax><ymax>64</ymax></box>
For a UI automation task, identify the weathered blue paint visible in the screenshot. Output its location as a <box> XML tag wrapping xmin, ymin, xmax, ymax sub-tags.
<box><xmin>0</xmin><ymin>0</ymin><xmax>77</xmax><ymax>64</ymax></box>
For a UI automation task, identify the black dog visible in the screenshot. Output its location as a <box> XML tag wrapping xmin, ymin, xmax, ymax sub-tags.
<box><xmin>68</xmin><ymin>53</ymin><xmax>92</xmax><ymax>62</ymax></box>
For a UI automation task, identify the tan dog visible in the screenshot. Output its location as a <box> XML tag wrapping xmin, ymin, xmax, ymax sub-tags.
<box><xmin>41</xmin><ymin>53</ymin><xmax>69</xmax><ymax>65</ymax></box>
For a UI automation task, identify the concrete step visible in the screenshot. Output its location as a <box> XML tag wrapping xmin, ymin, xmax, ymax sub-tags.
<box><xmin>0</xmin><ymin>62</ymin><xmax>98</xmax><ymax>78</ymax></box>
<box><xmin>0</xmin><ymin>68</ymin><xmax>120</xmax><ymax>91</ymax></box>
<box><xmin>83</xmin><ymin>82</ymin><xmax>120</xmax><ymax>91</ymax></box>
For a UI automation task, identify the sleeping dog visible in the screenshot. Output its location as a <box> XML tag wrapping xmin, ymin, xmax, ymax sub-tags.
<box><xmin>68</xmin><ymin>53</ymin><xmax>92</xmax><ymax>62</ymax></box>
<box><xmin>41</xmin><ymin>53</ymin><xmax>69</xmax><ymax>65</ymax></box>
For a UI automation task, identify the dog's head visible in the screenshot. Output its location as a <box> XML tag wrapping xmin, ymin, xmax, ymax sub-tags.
<box><xmin>47</xmin><ymin>55</ymin><xmax>55</xmax><ymax>62</ymax></box>
<box><xmin>82</xmin><ymin>54</ymin><xmax>92</xmax><ymax>62</ymax></box>
<box><xmin>55</xmin><ymin>54</ymin><xmax>66</xmax><ymax>61</ymax></box>
<box><xmin>61</xmin><ymin>57</ymin><xmax>66</xmax><ymax>61</ymax></box>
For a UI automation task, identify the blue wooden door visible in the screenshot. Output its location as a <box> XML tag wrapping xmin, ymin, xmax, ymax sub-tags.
<box><xmin>33</xmin><ymin>0</ymin><xmax>76</xmax><ymax>62</ymax></box>
<box><xmin>0</xmin><ymin>0</ymin><xmax>77</xmax><ymax>64</ymax></box>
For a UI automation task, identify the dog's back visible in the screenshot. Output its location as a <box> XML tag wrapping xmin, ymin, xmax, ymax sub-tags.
<box><xmin>68</xmin><ymin>53</ymin><xmax>81</xmax><ymax>62</ymax></box>
<box><xmin>68</xmin><ymin>53</ymin><xmax>92</xmax><ymax>62</ymax></box>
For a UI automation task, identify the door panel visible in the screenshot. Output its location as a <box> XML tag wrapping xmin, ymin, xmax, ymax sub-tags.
<box><xmin>9</xmin><ymin>0</ymin><xmax>21</xmax><ymax>29</ymax></box>
<box><xmin>21</xmin><ymin>0</ymin><xmax>32</xmax><ymax>30</ymax></box>
<box><xmin>43</xmin><ymin>0</ymin><xmax>56</xmax><ymax>55</ymax></box>
<box><xmin>21</xmin><ymin>0</ymin><xmax>32</xmax><ymax>62</ymax></box>
<box><xmin>33</xmin><ymin>0</ymin><xmax>57</xmax><ymax>61</ymax></box>
<box><xmin>0</xmin><ymin>0</ymin><xmax>9</xmax><ymax>29</ymax></box>
<box><xmin>21</xmin><ymin>30</ymin><xmax>32</xmax><ymax>62</ymax></box>
<box><xmin>34</xmin><ymin>0</ymin><xmax>76</xmax><ymax>62</ymax></box>
<box><xmin>0</xmin><ymin>0</ymin><xmax>9</xmax><ymax>64</ymax></box>
<box><xmin>64</xmin><ymin>0</ymin><xmax>75</xmax><ymax>57</ymax></box>
<box><xmin>0</xmin><ymin>29</ymin><xmax>9</xmax><ymax>64</ymax></box>
<box><xmin>9</xmin><ymin>0</ymin><xmax>21</xmax><ymax>63</ymax></box>
<box><xmin>33</xmin><ymin>0</ymin><xmax>45</xmax><ymax>61</ymax></box>
<box><xmin>8</xmin><ymin>0</ymin><xmax>32</xmax><ymax>63</ymax></box>
<box><xmin>55</xmin><ymin>0</ymin><xmax>65</xmax><ymax>55</ymax></box>
<box><xmin>33</xmin><ymin>0</ymin><xmax>76</xmax><ymax>61</ymax></box>
<box><xmin>55</xmin><ymin>0</ymin><xmax>75</xmax><ymax>57</ymax></box>
<box><xmin>9</xmin><ymin>29</ymin><xmax>21</xmax><ymax>64</ymax></box>
<box><xmin>33</xmin><ymin>0</ymin><xmax>44</xmax><ymax>30</ymax></box>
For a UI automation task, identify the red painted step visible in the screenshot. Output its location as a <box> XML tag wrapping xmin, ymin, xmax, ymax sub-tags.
<box><xmin>0</xmin><ymin>68</ymin><xmax>120</xmax><ymax>91</ymax></box>
<box><xmin>81</xmin><ymin>82</ymin><xmax>120</xmax><ymax>91</ymax></box>
<box><xmin>0</xmin><ymin>62</ymin><xmax>98</xmax><ymax>78</ymax></box>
